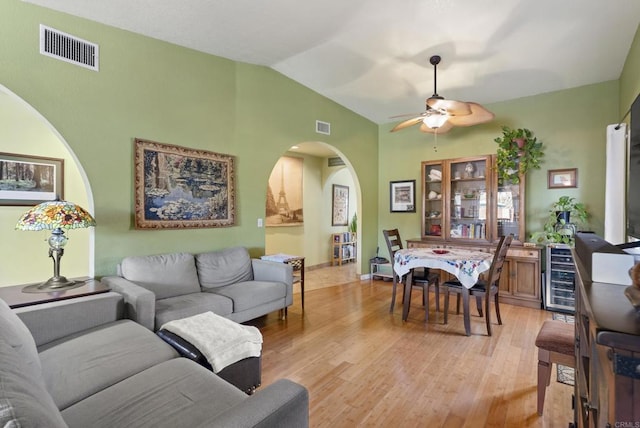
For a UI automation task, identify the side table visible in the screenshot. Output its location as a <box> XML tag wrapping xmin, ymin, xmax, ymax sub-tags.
<box><xmin>370</xmin><ymin>261</ymin><xmax>393</xmax><ymax>282</ymax></box>
<box><xmin>261</xmin><ymin>254</ymin><xmax>305</xmax><ymax>309</ymax></box>
<box><xmin>0</xmin><ymin>278</ymin><xmax>109</xmax><ymax>308</ymax></box>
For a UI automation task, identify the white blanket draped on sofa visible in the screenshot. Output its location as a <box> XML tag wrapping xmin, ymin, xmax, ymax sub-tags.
<box><xmin>161</xmin><ymin>311</ymin><xmax>263</xmax><ymax>373</ymax></box>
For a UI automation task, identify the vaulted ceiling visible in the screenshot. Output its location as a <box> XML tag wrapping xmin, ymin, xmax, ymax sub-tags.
<box><xmin>25</xmin><ymin>0</ymin><xmax>640</xmax><ymax>125</ymax></box>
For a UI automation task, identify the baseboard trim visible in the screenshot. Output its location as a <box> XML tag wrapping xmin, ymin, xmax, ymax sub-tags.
<box><xmin>306</xmin><ymin>262</ymin><xmax>332</xmax><ymax>271</ymax></box>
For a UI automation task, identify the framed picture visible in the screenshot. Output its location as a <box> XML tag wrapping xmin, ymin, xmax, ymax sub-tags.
<box><xmin>331</xmin><ymin>184</ymin><xmax>349</xmax><ymax>226</ymax></box>
<box><xmin>265</xmin><ymin>156</ymin><xmax>303</xmax><ymax>227</ymax></box>
<box><xmin>0</xmin><ymin>152</ymin><xmax>64</xmax><ymax>206</ymax></box>
<box><xmin>390</xmin><ymin>179</ymin><xmax>416</xmax><ymax>212</ymax></box>
<box><xmin>548</xmin><ymin>168</ymin><xmax>578</xmax><ymax>189</ymax></box>
<box><xmin>134</xmin><ymin>138</ymin><xmax>235</xmax><ymax>229</ymax></box>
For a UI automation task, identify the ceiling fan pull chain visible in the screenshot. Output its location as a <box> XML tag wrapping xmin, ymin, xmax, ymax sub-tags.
<box><xmin>433</xmin><ymin>131</ymin><xmax>438</xmax><ymax>152</ymax></box>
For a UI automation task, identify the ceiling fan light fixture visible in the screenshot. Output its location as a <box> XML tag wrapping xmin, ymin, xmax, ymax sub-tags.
<box><xmin>423</xmin><ymin>113</ymin><xmax>448</xmax><ymax>129</ymax></box>
<box><xmin>389</xmin><ymin>54</ymin><xmax>493</xmax><ymax>134</ymax></box>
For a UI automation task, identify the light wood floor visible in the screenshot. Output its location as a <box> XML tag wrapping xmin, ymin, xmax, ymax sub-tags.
<box><xmin>248</xmin><ymin>265</ymin><xmax>574</xmax><ymax>427</ymax></box>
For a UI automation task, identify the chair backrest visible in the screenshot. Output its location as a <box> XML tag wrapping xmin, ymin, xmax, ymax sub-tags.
<box><xmin>382</xmin><ymin>229</ymin><xmax>403</xmax><ymax>260</ymax></box>
<box><xmin>485</xmin><ymin>234</ymin><xmax>514</xmax><ymax>288</ymax></box>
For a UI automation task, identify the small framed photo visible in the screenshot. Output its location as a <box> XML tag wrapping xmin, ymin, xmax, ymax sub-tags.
<box><xmin>548</xmin><ymin>168</ymin><xmax>578</xmax><ymax>189</ymax></box>
<box><xmin>0</xmin><ymin>152</ymin><xmax>64</xmax><ymax>206</ymax></box>
<box><xmin>390</xmin><ymin>180</ymin><xmax>416</xmax><ymax>212</ymax></box>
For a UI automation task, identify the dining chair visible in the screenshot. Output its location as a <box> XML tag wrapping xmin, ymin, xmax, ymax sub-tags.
<box><xmin>443</xmin><ymin>234</ymin><xmax>513</xmax><ymax>336</ymax></box>
<box><xmin>382</xmin><ymin>228</ymin><xmax>440</xmax><ymax>320</ymax></box>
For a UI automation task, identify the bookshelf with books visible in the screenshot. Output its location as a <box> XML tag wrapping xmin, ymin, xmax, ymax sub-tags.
<box><xmin>331</xmin><ymin>232</ymin><xmax>357</xmax><ymax>266</ymax></box>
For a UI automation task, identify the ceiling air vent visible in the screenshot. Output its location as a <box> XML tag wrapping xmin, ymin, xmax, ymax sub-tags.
<box><xmin>40</xmin><ymin>25</ymin><xmax>99</xmax><ymax>71</ymax></box>
<box><xmin>316</xmin><ymin>120</ymin><xmax>331</xmax><ymax>135</ymax></box>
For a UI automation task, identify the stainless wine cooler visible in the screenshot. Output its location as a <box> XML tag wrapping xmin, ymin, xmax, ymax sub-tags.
<box><xmin>545</xmin><ymin>243</ymin><xmax>576</xmax><ymax>313</ymax></box>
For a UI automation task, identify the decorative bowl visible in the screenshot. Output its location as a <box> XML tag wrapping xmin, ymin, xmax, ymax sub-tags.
<box><xmin>432</xmin><ymin>249</ymin><xmax>449</xmax><ymax>255</ymax></box>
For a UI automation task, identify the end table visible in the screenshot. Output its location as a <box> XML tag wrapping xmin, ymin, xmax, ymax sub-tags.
<box><xmin>261</xmin><ymin>254</ymin><xmax>305</xmax><ymax>309</ymax></box>
<box><xmin>0</xmin><ymin>278</ymin><xmax>109</xmax><ymax>309</ymax></box>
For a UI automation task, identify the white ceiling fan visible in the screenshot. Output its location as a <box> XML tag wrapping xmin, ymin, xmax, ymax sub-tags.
<box><xmin>390</xmin><ymin>55</ymin><xmax>494</xmax><ymax>134</ymax></box>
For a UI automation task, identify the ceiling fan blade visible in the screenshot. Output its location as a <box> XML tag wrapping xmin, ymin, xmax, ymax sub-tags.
<box><xmin>419</xmin><ymin>120</ymin><xmax>454</xmax><ymax>134</ymax></box>
<box><xmin>447</xmin><ymin>102</ymin><xmax>495</xmax><ymax>126</ymax></box>
<box><xmin>389</xmin><ymin>112</ymin><xmax>425</xmax><ymax>119</ymax></box>
<box><xmin>390</xmin><ymin>116</ymin><xmax>425</xmax><ymax>132</ymax></box>
<box><xmin>426</xmin><ymin>98</ymin><xmax>471</xmax><ymax>116</ymax></box>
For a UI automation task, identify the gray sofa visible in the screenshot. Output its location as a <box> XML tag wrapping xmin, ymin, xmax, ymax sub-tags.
<box><xmin>0</xmin><ymin>292</ymin><xmax>309</xmax><ymax>428</ymax></box>
<box><xmin>101</xmin><ymin>247</ymin><xmax>293</xmax><ymax>331</ymax></box>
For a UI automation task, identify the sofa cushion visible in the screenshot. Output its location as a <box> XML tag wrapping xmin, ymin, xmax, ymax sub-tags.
<box><xmin>61</xmin><ymin>358</ymin><xmax>247</xmax><ymax>428</ymax></box>
<box><xmin>211</xmin><ymin>281</ymin><xmax>286</xmax><ymax>312</ymax></box>
<box><xmin>196</xmin><ymin>247</ymin><xmax>253</xmax><ymax>289</ymax></box>
<box><xmin>120</xmin><ymin>252</ymin><xmax>200</xmax><ymax>300</ymax></box>
<box><xmin>0</xmin><ymin>298</ymin><xmax>41</xmax><ymax>374</ymax></box>
<box><xmin>155</xmin><ymin>292</ymin><xmax>233</xmax><ymax>328</ymax></box>
<box><xmin>38</xmin><ymin>319</ymin><xmax>179</xmax><ymax>410</ymax></box>
<box><xmin>0</xmin><ymin>339</ymin><xmax>67</xmax><ymax>428</ymax></box>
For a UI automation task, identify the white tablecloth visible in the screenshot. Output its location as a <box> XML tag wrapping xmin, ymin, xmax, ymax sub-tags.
<box><xmin>394</xmin><ymin>247</ymin><xmax>493</xmax><ymax>288</ymax></box>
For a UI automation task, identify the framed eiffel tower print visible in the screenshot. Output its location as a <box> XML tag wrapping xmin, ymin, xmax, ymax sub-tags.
<box><xmin>266</xmin><ymin>156</ymin><xmax>303</xmax><ymax>227</ymax></box>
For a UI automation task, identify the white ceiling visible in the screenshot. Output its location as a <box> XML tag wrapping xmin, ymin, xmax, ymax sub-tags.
<box><xmin>25</xmin><ymin>0</ymin><xmax>640</xmax><ymax>128</ymax></box>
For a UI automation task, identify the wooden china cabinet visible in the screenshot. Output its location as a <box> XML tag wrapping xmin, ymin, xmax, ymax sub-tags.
<box><xmin>408</xmin><ymin>154</ymin><xmax>542</xmax><ymax>309</ymax></box>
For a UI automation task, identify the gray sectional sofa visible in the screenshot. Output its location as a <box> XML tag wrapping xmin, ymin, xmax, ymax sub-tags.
<box><xmin>0</xmin><ymin>292</ymin><xmax>309</xmax><ymax>427</ymax></box>
<box><xmin>101</xmin><ymin>246</ymin><xmax>293</xmax><ymax>331</ymax></box>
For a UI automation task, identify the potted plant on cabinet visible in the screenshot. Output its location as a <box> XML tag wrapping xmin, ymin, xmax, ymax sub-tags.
<box><xmin>530</xmin><ymin>196</ymin><xmax>589</xmax><ymax>244</ymax></box>
<box><xmin>494</xmin><ymin>126</ymin><xmax>544</xmax><ymax>183</ymax></box>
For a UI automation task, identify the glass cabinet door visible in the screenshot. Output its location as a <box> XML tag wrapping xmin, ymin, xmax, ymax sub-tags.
<box><xmin>448</xmin><ymin>157</ymin><xmax>492</xmax><ymax>242</ymax></box>
<box><xmin>494</xmin><ymin>173</ymin><xmax>525</xmax><ymax>243</ymax></box>
<box><xmin>422</xmin><ymin>161</ymin><xmax>444</xmax><ymax>239</ymax></box>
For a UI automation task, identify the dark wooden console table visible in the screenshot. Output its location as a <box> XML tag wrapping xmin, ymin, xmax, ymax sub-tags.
<box><xmin>573</xmin><ymin>254</ymin><xmax>640</xmax><ymax>426</ymax></box>
<box><xmin>0</xmin><ymin>278</ymin><xmax>109</xmax><ymax>308</ymax></box>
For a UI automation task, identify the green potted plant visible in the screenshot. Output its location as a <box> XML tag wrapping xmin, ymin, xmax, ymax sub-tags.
<box><xmin>550</xmin><ymin>196</ymin><xmax>588</xmax><ymax>225</ymax></box>
<box><xmin>348</xmin><ymin>212</ymin><xmax>357</xmax><ymax>234</ymax></box>
<box><xmin>530</xmin><ymin>196</ymin><xmax>589</xmax><ymax>244</ymax></box>
<box><xmin>494</xmin><ymin>126</ymin><xmax>544</xmax><ymax>183</ymax></box>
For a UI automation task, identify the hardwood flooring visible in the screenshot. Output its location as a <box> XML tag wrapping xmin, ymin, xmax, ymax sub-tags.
<box><xmin>249</xmin><ymin>270</ymin><xmax>573</xmax><ymax>427</ymax></box>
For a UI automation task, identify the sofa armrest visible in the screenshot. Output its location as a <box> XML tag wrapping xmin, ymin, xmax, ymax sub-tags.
<box><xmin>14</xmin><ymin>292</ymin><xmax>124</xmax><ymax>347</ymax></box>
<box><xmin>252</xmin><ymin>260</ymin><xmax>294</xmax><ymax>308</ymax></box>
<box><xmin>101</xmin><ymin>276</ymin><xmax>156</xmax><ymax>331</ymax></box>
<box><xmin>252</xmin><ymin>259</ymin><xmax>293</xmax><ymax>287</ymax></box>
<box><xmin>210</xmin><ymin>378</ymin><xmax>309</xmax><ymax>428</ymax></box>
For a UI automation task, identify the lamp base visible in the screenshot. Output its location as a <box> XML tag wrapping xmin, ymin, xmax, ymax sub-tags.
<box><xmin>22</xmin><ymin>277</ymin><xmax>84</xmax><ymax>293</ymax></box>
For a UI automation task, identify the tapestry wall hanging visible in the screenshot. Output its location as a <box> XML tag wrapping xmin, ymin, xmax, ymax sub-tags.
<box><xmin>134</xmin><ymin>138</ymin><xmax>235</xmax><ymax>229</ymax></box>
<box><xmin>0</xmin><ymin>152</ymin><xmax>63</xmax><ymax>206</ymax></box>
<box><xmin>265</xmin><ymin>156</ymin><xmax>303</xmax><ymax>226</ymax></box>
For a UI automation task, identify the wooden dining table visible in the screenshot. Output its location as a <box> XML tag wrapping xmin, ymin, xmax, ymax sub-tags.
<box><xmin>393</xmin><ymin>247</ymin><xmax>493</xmax><ymax>329</ymax></box>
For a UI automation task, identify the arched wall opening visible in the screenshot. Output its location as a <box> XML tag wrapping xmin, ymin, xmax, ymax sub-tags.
<box><xmin>264</xmin><ymin>141</ymin><xmax>361</xmax><ymax>274</ymax></box>
<box><xmin>0</xmin><ymin>85</ymin><xmax>95</xmax><ymax>286</ymax></box>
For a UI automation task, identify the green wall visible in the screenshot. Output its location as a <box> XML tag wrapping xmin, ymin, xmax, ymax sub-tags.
<box><xmin>0</xmin><ymin>1</ymin><xmax>378</xmax><ymax>280</ymax></box>
<box><xmin>0</xmin><ymin>1</ymin><xmax>638</xmax><ymax>285</ymax></box>
<box><xmin>377</xmin><ymin>81</ymin><xmax>621</xmax><ymax>254</ymax></box>
<box><xmin>377</xmin><ymin>23</ymin><xmax>639</xmax><ymax>255</ymax></box>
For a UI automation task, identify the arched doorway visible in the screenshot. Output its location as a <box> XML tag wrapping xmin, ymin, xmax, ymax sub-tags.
<box><xmin>264</xmin><ymin>141</ymin><xmax>361</xmax><ymax>275</ymax></box>
<box><xmin>0</xmin><ymin>85</ymin><xmax>94</xmax><ymax>286</ymax></box>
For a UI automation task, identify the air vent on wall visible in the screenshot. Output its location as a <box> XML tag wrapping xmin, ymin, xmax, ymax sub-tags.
<box><xmin>328</xmin><ymin>157</ymin><xmax>345</xmax><ymax>167</ymax></box>
<box><xmin>316</xmin><ymin>120</ymin><xmax>331</xmax><ymax>135</ymax></box>
<box><xmin>40</xmin><ymin>25</ymin><xmax>99</xmax><ymax>71</ymax></box>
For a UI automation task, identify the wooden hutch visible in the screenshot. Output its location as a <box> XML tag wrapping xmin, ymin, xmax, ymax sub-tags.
<box><xmin>407</xmin><ymin>154</ymin><xmax>542</xmax><ymax>309</ymax></box>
